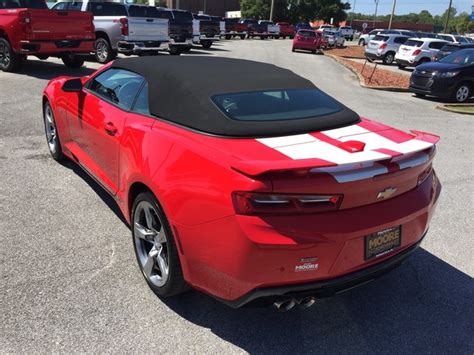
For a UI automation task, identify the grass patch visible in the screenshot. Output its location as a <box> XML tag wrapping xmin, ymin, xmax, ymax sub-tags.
<box><xmin>438</xmin><ymin>104</ymin><xmax>474</xmax><ymax>115</ymax></box>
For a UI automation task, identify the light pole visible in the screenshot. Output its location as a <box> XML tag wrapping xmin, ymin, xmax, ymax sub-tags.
<box><xmin>388</xmin><ymin>0</ymin><xmax>397</xmax><ymax>29</ymax></box>
<box><xmin>373</xmin><ymin>0</ymin><xmax>379</xmax><ymax>28</ymax></box>
<box><xmin>444</xmin><ymin>0</ymin><xmax>453</xmax><ymax>33</ymax></box>
<box><xmin>270</xmin><ymin>0</ymin><xmax>275</xmax><ymax>21</ymax></box>
<box><xmin>350</xmin><ymin>0</ymin><xmax>357</xmax><ymax>27</ymax></box>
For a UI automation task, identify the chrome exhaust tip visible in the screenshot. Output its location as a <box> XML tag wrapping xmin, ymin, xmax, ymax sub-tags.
<box><xmin>299</xmin><ymin>296</ymin><xmax>317</xmax><ymax>308</ymax></box>
<box><xmin>273</xmin><ymin>299</ymin><xmax>296</xmax><ymax>312</ymax></box>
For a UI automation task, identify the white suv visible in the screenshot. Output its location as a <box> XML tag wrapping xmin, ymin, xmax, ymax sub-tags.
<box><xmin>395</xmin><ymin>38</ymin><xmax>448</xmax><ymax>68</ymax></box>
<box><xmin>358</xmin><ymin>29</ymin><xmax>385</xmax><ymax>46</ymax></box>
<box><xmin>365</xmin><ymin>34</ymin><xmax>409</xmax><ymax>65</ymax></box>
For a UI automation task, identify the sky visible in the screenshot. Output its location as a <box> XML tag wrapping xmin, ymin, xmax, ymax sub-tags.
<box><xmin>351</xmin><ymin>0</ymin><xmax>472</xmax><ymax>16</ymax></box>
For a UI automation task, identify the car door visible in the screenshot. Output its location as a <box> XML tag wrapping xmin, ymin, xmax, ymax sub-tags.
<box><xmin>69</xmin><ymin>68</ymin><xmax>145</xmax><ymax>194</ymax></box>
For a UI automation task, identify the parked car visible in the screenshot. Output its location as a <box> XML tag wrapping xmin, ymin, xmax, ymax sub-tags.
<box><xmin>339</xmin><ymin>25</ymin><xmax>355</xmax><ymax>40</ymax></box>
<box><xmin>43</xmin><ymin>56</ymin><xmax>441</xmax><ymax>310</ymax></box>
<box><xmin>0</xmin><ymin>0</ymin><xmax>95</xmax><ymax>72</ymax></box>
<box><xmin>259</xmin><ymin>20</ymin><xmax>280</xmax><ymax>39</ymax></box>
<box><xmin>323</xmin><ymin>30</ymin><xmax>345</xmax><ymax>47</ymax></box>
<box><xmin>156</xmin><ymin>8</ymin><xmax>193</xmax><ymax>55</ymax></box>
<box><xmin>410</xmin><ymin>48</ymin><xmax>474</xmax><ymax>102</ymax></box>
<box><xmin>276</xmin><ymin>22</ymin><xmax>295</xmax><ymax>39</ymax></box>
<box><xmin>240</xmin><ymin>18</ymin><xmax>268</xmax><ymax>40</ymax></box>
<box><xmin>395</xmin><ymin>38</ymin><xmax>448</xmax><ymax>68</ymax></box>
<box><xmin>52</xmin><ymin>1</ymin><xmax>169</xmax><ymax>63</ymax></box>
<box><xmin>224</xmin><ymin>18</ymin><xmax>247</xmax><ymax>40</ymax></box>
<box><xmin>292</xmin><ymin>29</ymin><xmax>325</xmax><ymax>54</ymax></box>
<box><xmin>209</xmin><ymin>15</ymin><xmax>225</xmax><ymax>37</ymax></box>
<box><xmin>318</xmin><ymin>24</ymin><xmax>334</xmax><ymax>31</ymax></box>
<box><xmin>295</xmin><ymin>22</ymin><xmax>313</xmax><ymax>32</ymax></box>
<box><xmin>436</xmin><ymin>34</ymin><xmax>469</xmax><ymax>43</ymax></box>
<box><xmin>358</xmin><ymin>28</ymin><xmax>386</xmax><ymax>46</ymax></box>
<box><xmin>192</xmin><ymin>13</ymin><xmax>220</xmax><ymax>48</ymax></box>
<box><xmin>435</xmin><ymin>43</ymin><xmax>474</xmax><ymax>61</ymax></box>
<box><xmin>365</xmin><ymin>34</ymin><xmax>409</xmax><ymax>65</ymax></box>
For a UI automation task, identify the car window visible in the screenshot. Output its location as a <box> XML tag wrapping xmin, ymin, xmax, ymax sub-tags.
<box><xmin>373</xmin><ymin>35</ymin><xmax>389</xmax><ymax>42</ymax></box>
<box><xmin>212</xmin><ymin>89</ymin><xmax>342</xmax><ymax>122</ymax></box>
<box><xmin>0</xmin><ymin>0</ymin><xmax>47</xmax><ymax>8</ymax></box>
<box><xmin>51</xmin><ymin>2</ymin><xmax>67</xmax><ymax>10</ymax></box>
<box><xmin>440</xmin><ymin>49</ymin><xmax>474</xmax><ymax>66</ymax></box>
<box><xmin>386</xmin><ymin>30</ymin><xmax>399</xmax><ymax>34</ymax></box>
<box><xmin>394</xmin><ymin>37</ymin><xmax>408</xmax><ymax>44</ymax></box>
<box><xmin>88</xmin><ymin>69</ymin><xmax>144</xmax><ymax>110</ymax></box>
<box><xmin>438</xmin><ymin>35</ymin><xmax>453</xmax><ymax>42</ymax></box>
<box><xmin>298</xmin><ymin>30</ymin><xmax>316</xmax><ymax>38</ymax></box>
<box><xmin>132</xmin><ymin>83</ymin><xmax>150</xmax><ymax>116</ymax></box>
<box><xmin>428</xmin><ymin>42</ymin><xmax>445</xmax><ymax>50</ymax></box>
<box><xmin>68</xmin><ymin>2</ymin><xmax>82</xmax><ymax>11</ymax></box>
<box><xmin>87</xmin><ymin>2</ymin><xmax>127</xmax><ymax>16</ymax></box>
<box><xmin>127</xmin><ymin>5</ymin><xmax>161</xmax><ymax>18</ymax></box>
<box><xmin>456</xmin><ymin>36</ymin><xmax>468</xmax><ymax>43</ymax></box>
<box><xmin>404</xmin><ymin>39</ymin><xmax>423</xmax><ymax>47</ymax></box>
<box><xmin>156</xmin><ymin>10</ymin><xmax>173</xmax><ymax>19</ymax></box>
<box><xmin>173</xmin><ymin>11</ymin><xmax>193</xmax><ymax>21</ymax></box>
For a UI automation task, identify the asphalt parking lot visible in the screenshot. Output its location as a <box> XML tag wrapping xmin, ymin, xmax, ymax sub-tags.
<box><xmin>1</xmin><ymin>39</ymin><xmax>473</xmax><ymax>353</ymax></box>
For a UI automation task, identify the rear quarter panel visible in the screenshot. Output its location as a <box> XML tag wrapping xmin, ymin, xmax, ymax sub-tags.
<box><xmin>0</xmin><ymin>9</ymin><xmax>22</xmax><ymax>51</ymax></box>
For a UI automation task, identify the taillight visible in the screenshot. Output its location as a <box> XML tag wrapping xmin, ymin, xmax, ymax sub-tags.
<box><xmin>18</xmin><ymin>10</ymin><xmax>32</xmax><ymax>35</ymax></box>
<box><xmin>379</xmin><ymin>42</ymin><xmax>387</xmax><ymax>49</ymax></box>
<box><xmin>232</xmin><ymin>192</ymin><xmax>343</xmax><ymax>216</ymax></box>
<box><xmin>120</xmin><ymin>18</ymin><xmax>129</xmax><ymax>36</ymax></box>
<box><xmin>413</xmin><ymin>49</ymin><xmax>421</xmax><ymax>56</ymax></box>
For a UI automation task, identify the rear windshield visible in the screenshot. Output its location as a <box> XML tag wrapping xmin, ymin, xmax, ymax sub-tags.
<box><xmin>156</xmin><ymin>10</ymin><xmax>173</xmax><ymax>20</ymax></box>
<box><xmin>0</xmin><ymin>0</ymin><xmax>47</xmax><ymax>9</ymax></box>
<box><xmin>127</xmin><ymin>5</ymin><xmax>161</xmax><ymax>18</ymax></box>
<box><xmin>210</xmin><ymin>16</ymin><xmax>222</xmax><ymax>21</ymax></box>
<box><xmin>173</xmin><ymin>10</ymin><xmax>193</xmax><ymax>21</ymax></box>
<box><xmin>373</xmin><ymin>35</ymin><xmax>389</xmax><ymax>42</ymax></box>
<box><xmin>88</xmin><ymin>3</ymin><xmax>127</xmax><ymax>16</ymax></box>
<box><xmin>212</xmin><ymin>89</ymin><xmax>342</xmax><ymax>121</ymax></box>
<box><xmin>404</xmin><ymin>39</ymin><xmax>423</xmax><ymax>47</ymax></box>
<box><xmin>298</xmin><ymin>30</ymin><xmax>316</xmax><ymax>37</ymax></box>
<box><xmin>440</xmin><ymin>49</ymin><xmax>474</xmax><ymax>66</ymax></box>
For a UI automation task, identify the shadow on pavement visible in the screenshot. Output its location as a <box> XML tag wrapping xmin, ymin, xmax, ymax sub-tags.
<box><xmin>12</xmin><ymin>58</ymin><xmax>96</xmax><ymax>80</ymax></box>
<box><xmin>162</xmin><ymin>249</ymin><xmax>473</xmax><ymax>353</ymax></box>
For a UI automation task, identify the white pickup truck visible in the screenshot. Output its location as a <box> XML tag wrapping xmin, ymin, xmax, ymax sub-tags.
<box><xmin>51</xmin><ymin>1</ymin><xmax>169</xmax><ymax>63</ymax></box>
<box><xmin>339</xmin><ymin>26</ymin><xmax>355</xmax><ymax>41</ymax></box>
<box><xmin>259</xmin><ymin>20</ymin><xmax>280</xmax><ymax>39</ymax></box>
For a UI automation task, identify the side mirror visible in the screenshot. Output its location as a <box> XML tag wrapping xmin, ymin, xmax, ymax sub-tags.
<box><xmin>62</xmin><ymin>78</ymin><xmax>83</xmax><ymax>93</ymax></box>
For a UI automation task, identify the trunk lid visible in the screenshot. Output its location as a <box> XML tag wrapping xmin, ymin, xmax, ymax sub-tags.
<box><xmin>126</xmin><ymin>17</ymin><xmax>168</xmax><ymax>41</ymax></box>
<box><xmin>26</xmin><ymin>9</ymin><xmax>94</xmax><ymax>40</ymax></box>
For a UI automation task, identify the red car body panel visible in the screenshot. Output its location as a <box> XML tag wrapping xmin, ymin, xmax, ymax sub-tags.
<box><xmin>43</xmin><ymin>63</ymin><xmax>441</xmax><ymax>305</ymax></box>
<box><xmin>0</xmin><ymin>6</ymin><xmax>95</xmax><ymax>56</ymax></box>
<box><xmin>292</xmin><ymin>30</ymin><xmax>325</xmax><ymax>52</ymax></box>
<box><xmin>277</xmin><ymin>22</ymin><xmax>295</xmax><ymax>37</ymax></box>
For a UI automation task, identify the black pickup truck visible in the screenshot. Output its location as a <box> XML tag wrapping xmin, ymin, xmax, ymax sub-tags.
<box><xmin>156</xmin><ymin>8</ymin><xmax>193</xmax><ymax>54</ymax></box>
<box><xmin>193</xmin><ymin>13</ymin><xmax>221</xmax><ymax>49</ymax></box>
<box><xmin>240</xmin><ymin>18</ymin><xmax>268</xmax><ymax>40</ymax></box>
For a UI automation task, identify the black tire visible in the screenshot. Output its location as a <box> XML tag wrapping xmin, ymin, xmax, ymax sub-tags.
<box><xmin>94</xmin><ymin>37</ymin><xmax>116</xmax><ymax>64</ymax></box>
<box><xmin>225</xmin><ymin>34</ymin><xmax>232</xmax><ymax>40</ymax></box>
<box><xmin>0</xmin><ymin>38</ymin><xmax>22</xmax><ymax>72</ymax></box>
<box><xmin>132</xmin><ymin>191</ymin><xmax>188</xmax><ymax>297</ymax></box>
<box><xmin>43</xmin><ymin>101</ymin><xmax>64</xmax><ymax>162</ymax></box>
<box><xmin>169</xmin><ymin>46</ymin><xmax>181</xmax><ymax>55</ymax></box>
<box><xmin>201</xmin><ymin>40</ymin><xmax>212</xmax><ymax>49</ymax></box>
<box><xmin>383</xmin><ymin>52</ymin><xmax>395</xmax><ymax>65</ymax></box>
<box><xmin>359</xmin><ymin>39</ymin><xmax>365</xmax><ymax>46</ymax></box>
<box><xmin>416</xmin><ymin>58</ymin><xmax>430</xmax><ymax>66</ymax></box>
<box><xmin>275</xmin><ymin>36</ymin><xmax>280</xmax><ymax>39</ymax></box>
<box><xmin>397</xmin><ymin>63</ymin><xmax>407</xmax><ymax>69</ymax></box>
<box><xmin>240</xmin><ymin>34</ymin><xmax>246</xmax><ymax>40</ymax></box>
<box><xmin>312</xmin><ymin>50</ymin><xmax>317</xmax><ymax>54</ymax></box>
<box><xmin>282</xmin><ymin>36</ymin><xmax>286</xmax><ymax>39</ymax></box>
<box><xmin>61</xmin><ymin>55</ymin><xmax>85</xmax><ymax>68</ymax></box>
<box><xmin>350</xmin><ymin>36</ymin><xmax>354</xmax><ymax>41</ymax></box>
<box><xmin>414</xmin><ymin>93</ymin><xmax>426</xmax><ymax>97</ymax></box>
<box><xmin>289</xmin><ymin>35</ymin><xmax>294</xmax><ymax>39</ymax></box>
<box><xmin>292</xmin><ymin>47</ymin><xmax>296</xmax><ymax>52</ymax></box>
<box><xmin>452</xmin><ymin>83</ymin><xmax>471</xmax><ymax>103</ymax></box>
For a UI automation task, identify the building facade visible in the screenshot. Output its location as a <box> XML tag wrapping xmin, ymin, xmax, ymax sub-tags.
<box><xmin>165</xmin><ymin>0</ymin><xmax>240</xmax><ymax>16</ymax></box>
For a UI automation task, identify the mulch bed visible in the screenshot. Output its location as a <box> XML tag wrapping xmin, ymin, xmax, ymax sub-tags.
<box><xmin>325</xmin><ymin>46</ymin><xmax>365</xmax><ymax>59</ymax></box>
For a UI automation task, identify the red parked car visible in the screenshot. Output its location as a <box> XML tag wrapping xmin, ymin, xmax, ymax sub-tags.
<box><xmin>0</xmin><ymin>0</ymin><xmax>95</xmax><ymax>72</ymax></box>
<box><xmin>43</xmin><ymin>57</ymin><xmax>441</xmax><ymax>310</ymax></box>
<box><xmin>292</xmin><ymin>29</ymin><xmax>326</xmax><ymax>54</ymax></box>
<box><xmin>277</xmin><ymin>22</ymin><xmax>295</xmax><ymax>39</ymax></box>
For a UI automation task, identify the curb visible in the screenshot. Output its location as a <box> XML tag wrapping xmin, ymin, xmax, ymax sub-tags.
<box><xmin>436</xmin><ymin>104</ymin><xmax>474</xmax><ymax>115</ymax></box>
<box><xmin>326</xmin><ymin>54</ymin><xmax>410</xmax><ymax>93</ymax></box>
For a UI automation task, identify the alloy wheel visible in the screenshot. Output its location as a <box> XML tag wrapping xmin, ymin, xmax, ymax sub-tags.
<box><xmin>96</xmin><ymin>40</ymin><xmax>109</xmax><ymax>63</ymax></box>
<box><xmin>0</xmin><ymin>41</ymin><xmax>11</xmax><ymax>69</ymax></box>
<box><xmin>456</xmin><ymin>85</ymin><xmax>470</xmax><ymax>102</ymax></box>
<box><xmin>134</xmin><ymin>201</ymin><xmax>170</xmax><ymax>287</ymax></box>
<box><xmin>44</xmin><ymin>104</ymin><xmax>57</xmax><ymax>154</ymax></box>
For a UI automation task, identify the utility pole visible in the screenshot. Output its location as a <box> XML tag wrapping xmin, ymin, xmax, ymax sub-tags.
<box><xmin>388</xmin><ymin>0</ymin><xmax>397</xmax><ymax>29</ymax></box>
<box><xmin>444</xmin><ymin>0</ymin><xmax>453</xmax><ymax>33</ymax></box>
<box><xmin>270</xmin><ymin>0</ymin><xmax>275</xmax><ymax>21</ymax></box>
<box><xmin>350</xmin><ymin>0</ymin><xmax>357</xmax><ymax>27</ymax></box>
<box><xmin>373</xmin><ymin>0</ymin><xmax>379</xmax><ymax>28</ymax></box>
<box><xmin>203</xmin><ymin>0</ymin><xmax>207</xmax><ymax>13</ymax></box>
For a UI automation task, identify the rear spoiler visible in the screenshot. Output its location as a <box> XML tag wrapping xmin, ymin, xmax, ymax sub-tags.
<box><xmin>232</xmin><ymin>130</ymin><xmax>439</xmax><ymax>177</ymax></box>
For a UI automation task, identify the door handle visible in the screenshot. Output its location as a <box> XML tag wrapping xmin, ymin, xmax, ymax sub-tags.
<box><xmin>104</xmin><ymin>122</ymin><xmax>118</xmax><ymax>136</ymax></box>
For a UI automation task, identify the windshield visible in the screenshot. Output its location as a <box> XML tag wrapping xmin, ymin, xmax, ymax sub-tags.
<box><xmin>173</xmin><ymin>10</ymin><xmax>193</xmax><ymax>21</ymax></box>
<box><xmin>0</xmin><ymin>0</ymin><xmax>47</xmax><ymax>8</ymax></box>
<box><xmin>439</xmin><ymin>49</ymin><xmax>474</xmax><ymax>65</ymax></box>
<box><xmin>212</xmin><ymin>89</ymin><xmax>342</xmax><ymax>121</ymax></box>
<box><xmin>298</xmin><ymin>30</ymin><xmax>316</xmax><ymax>38</ymax></box>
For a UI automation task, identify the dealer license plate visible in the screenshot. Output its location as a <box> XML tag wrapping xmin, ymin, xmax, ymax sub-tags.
<box><xmin>365</xmin><ymin>226</ymin><xmax>401</xmax><ymax>260</ymax></box>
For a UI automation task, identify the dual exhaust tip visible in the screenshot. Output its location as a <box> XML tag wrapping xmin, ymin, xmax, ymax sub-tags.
<box><xmin>273</xmin><ymin>296</ymin><xmax>317</xmax><ymax>311</ymax></box>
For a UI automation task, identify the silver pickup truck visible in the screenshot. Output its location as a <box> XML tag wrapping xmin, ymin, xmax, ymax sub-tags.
<box><xmin>51</xmin><ymin>1</ymin><xmax>169</xmax><ymax>63</ymax></box>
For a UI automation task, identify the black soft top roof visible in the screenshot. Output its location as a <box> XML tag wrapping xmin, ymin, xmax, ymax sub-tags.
<box><xmin>111</xmin><ymin>57</ymin><xmax>360</xmax><ymax>137</ymax></box>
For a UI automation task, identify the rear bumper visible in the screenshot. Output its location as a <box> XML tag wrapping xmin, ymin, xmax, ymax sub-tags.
<box><xmin>117</xmin><ymin>41</ymin><xmax>169</xmax><ymax>54</ymax></box>
<box><xmin>365</xmin><ymin>51</ymin><xmax>383</xmax><ymax>60</ymax></box>
<box><xmin>16</xmin><ymin>39</ymin><xmax>95</xmax><ymax>55</ymax></box>
<box><xmin>169</xmin><ymin>38</ymin><xmax>193</xmax><ymax>47</ymax></box>
<box><xmin>176</xmin><ymin>172</ymin><xmax>441</xmax><ymax>305</ymax></box>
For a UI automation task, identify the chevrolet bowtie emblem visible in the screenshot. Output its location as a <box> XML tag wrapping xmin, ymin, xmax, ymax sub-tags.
<box><xmin>377</xmin><ymin>187</ymin><xmax>397</xmax><ymax>200</ymax></box>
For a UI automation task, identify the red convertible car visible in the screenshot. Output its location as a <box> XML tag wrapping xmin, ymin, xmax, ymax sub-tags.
<box><xmin>43</xmin><ymin>57</ymin><xmax>441</xmax><ymax>310</ymax></box>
